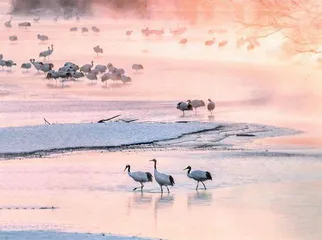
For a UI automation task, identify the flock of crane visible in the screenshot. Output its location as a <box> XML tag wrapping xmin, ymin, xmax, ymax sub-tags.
<box><xmin>125</xmin><ymin>159</ymin><xmax>212</xmax><ymax>193</ymax></box>
<box><xmin>177</xmin><ymin>99</ymin><xmax>215</xmax><ymax>116</ymax></box>
<box><xmin>2</xmin><ymin>13</ymin><xmax>218</xmax><ymax>116</ymax></box>
<box><xmin>1</xmin><ymin>14</ymin><xmax>148</xmax><ymax>86</ymax></box>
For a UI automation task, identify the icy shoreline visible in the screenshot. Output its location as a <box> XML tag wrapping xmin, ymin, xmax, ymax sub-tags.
<box><xmin>0</xmin><ymin>231</ymin><xmax>153</xmax><ymax>240</ymax></box>
<box><xmin>0</xmin><ymin>122</ymin><xmax>222</xmax><ymax>156</ymax></box>
<box><xmin>0</xmin><ymin>121</ymin><xmax>299</xmax><ymax>158</ymax></box>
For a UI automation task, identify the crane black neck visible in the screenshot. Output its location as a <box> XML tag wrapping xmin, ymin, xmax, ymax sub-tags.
<box><xmin>187</xmin><ymin>168</ymin><xmax>191</xmax><ymax>174</ymax></box>
<box><xmin>127</xmin><ymin>165</ymin><xmax>131</xmax><ymax>172</ymax></box>
<box><xmin>153</xmin><ymin>161</ymin><xmax>157</xmax><ymax>170</ymax></box>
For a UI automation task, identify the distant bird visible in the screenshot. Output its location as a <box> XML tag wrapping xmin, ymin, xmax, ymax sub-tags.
<box><xmin>124</xmin><ymin>165</ymin><xmax>153</xmax><ymax>192</ymax></box>
<box><xmin>132</xmin><ymin>64</ymin><xmax>143</xmax><ymax>72</ymax></box>
<box><xmin>187</xmin><ymin>99</ymin><xmax>205</xmax><ymax>114</ymax></box>
<box><xmin>70</xmin><ymin>27</ymin><xmax>78</xmax><ymax>33</ymax></box>
<box><xmin>39</xmin><ymin>44</ymin><xmax>54</xmax><ymax>60</ymax></box>
<box><xmin>5</xmin><ymin>60</ymin><xmax>16</xmax><ymax>70</ymax></box>
<box><xmin>30</xmin><ymin>59</ymin><xmax>43</xmax><ymax>72</ymax></box>
<box><xmin>54</xmin><ymin>15</ymin><xmax>58</xmax><ymax>23</ymax></box>
<box><xmin>101</xmin><ymin>72</ymin><xmax>111</xmax><ymax>84</ymax></box>
<box><xmin>116</xmin><ymin>68</ymin><xmax>125</xmax><ymax>75</ymax></box>
<box><xmin>92</xmin><ymin>26</ymin><xmax>100</xmax><ymax>33</ymax></box>
<box><xmin>40</xmin><ymin>63</ymin><xmax>54</xmax><ymax>73</ymax></box>
<box><xmin>18</xmin><ymin>22</ymin><xmax>31</xmax><ymax>28</ymax></box>
<box><xmin>218</xmin><ymin>40</ymin><xmax>228</xmax><ymax>47</ymax></box>
<box><xmin>179</xmin><ymin>38</ymin><xmax>187</xmax><ymax>45</ymax></box>
<box><xmin>184</xmin><ymin>166</ymin><xmax>212</xmax><ymax>190</ymax></box>
<box><xmin>0</xmin><ymin>54</ymin><xmax>3</xmax><ymax>60</ymax></box>
<box><xmin>33</xmin><ymin>15</ymin><xmax>40</xmax><ymax>23</ymax></box>
<box><xmin>21</xmin><ymin>62</ymin><xmax>32</xmax><ymax>72</ymax></box>
<box><xmin>121</xmin><ymin>75</ymin><xmax>132</xmax><ymax>84</ymax></box>
<box><xmin>205</xmin><ymin>38</ymin><xmax>215</xmax><ymax>46</ymax></box>
<box><xmin>177</xmin><ymin>101</ymin><xmax>193</xmax><ymax>116</ymax></box>
<box><xmin>71</xmin><ymin>71</ymin><xmax>84</xmax><ymax>80</ymax></box>
<box><xmin>82</xmin><ymin>27</ymin><xmax>89</xmax><ymax>34</ymax></box>
<box><xmin>0</xmin><ymin>60</ymin><xmax>6</xmax><ymax>70</ymax></box>
<box><xmin>126</xmin><ymin>30</ymin><xmax>133</xmax><ymax>37</ymax></box>
<box><xmin>86</xmin><ymin>72</ymin><xmax>98</xmax><ymax>81</ymax></box>
<box><xmin>37</xmin><ymin>34</ymin><xmax>49</xmax><ymax>43</ymax></box>
<box><xmin>80</xmin><ymin>61</ymin><xmax>93</xmax><ymax>73</ymax></box>
<box><xmin>94</xmin><ymin>64</ymin><xmax>107</xmax><ymax>73</ymax></box>
<box><xmin>150</xmin><ymin>159</ymin><xmax>175</xmax><ymax>194</ymax></box>
<box><xmin>5</xmin><ymin>17</ymin><xmax>12</xmax><ymax>28</ymax></box>
<box><xmin>170</xmin><ymin>27</ymin><xmax>187</xmax><ymax>36</ymax></box>
<box><xmin>90</xmin><ymin>69</ymin><xmax>100</xmax><ymax>75</ymax></box>
<box><xmin>207</xmin><ymin>99</ymin><xmax>215</xmax><ymax>115</ymax></box>
<box><xmin>93</xmin><ymin>45</ymin><xmax>103</xmax><ymax>56</ymax></box>
<box><xmin>110</xmin><ymin>72</ymin><xmax>121</xmax><ymax>81</ymax></box>
<box><xmin>107</xmin><ymin>63</ymin><xmax>113</xmax><ymax>70</ymax></box>
<box><xmin>9</xmin><ymin>35</ymin><xmax>18</xmax><ymax>42</ymax></box>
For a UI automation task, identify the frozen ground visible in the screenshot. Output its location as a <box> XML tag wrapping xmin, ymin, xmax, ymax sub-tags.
<box><xmin>0</xmin><ymin>121</ymin><xmax>298</xmax><ymax>157</ymax></box>
<box><xmin>0</xmin><ymin>231</ymin><xmax>153</xmax><ymax>240</ymax></box>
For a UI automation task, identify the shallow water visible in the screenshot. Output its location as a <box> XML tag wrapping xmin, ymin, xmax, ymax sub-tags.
<box><xmin>1</xmin><ymin>150</ymin><xmax>322</xmax><ymax>240</ymax></box>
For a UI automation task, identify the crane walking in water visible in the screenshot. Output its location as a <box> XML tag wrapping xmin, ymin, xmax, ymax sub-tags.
<box><xmin>150</xmin><ymin>159</ymin><xmax>175</xmax><ymax>194</ymax></box>
<box><xmin>183</xmin><ymin>166</ymin><xmax>212</xmax><ymax>190</ymax></box>
<box><xmin>124</xmin><ymin>165</ymin><xmax>153</xmax><ymax>192</ymax></box>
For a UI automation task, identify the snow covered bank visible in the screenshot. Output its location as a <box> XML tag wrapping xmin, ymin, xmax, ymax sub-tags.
<box><xmin>0</xmin><ymin>231</ymin><xmax>153</xmax><ymax>240</ymax></box>
<box><xmin>0</xmin><ymin>122</ymin><xmax>222</xmax><ymax>155</ymax></box>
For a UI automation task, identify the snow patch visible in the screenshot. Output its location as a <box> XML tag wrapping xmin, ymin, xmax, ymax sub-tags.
<box><xmin>0</xmin><ymin>231</ymin><xmax>153</xmax><ymax>240</ymax></box>
<box><xmin>0</xmin><ymin>122</ymin><xmax>222</xmax><ymax>155</ymax></box>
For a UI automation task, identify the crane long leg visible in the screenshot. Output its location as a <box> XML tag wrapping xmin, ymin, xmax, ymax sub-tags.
<box><xmin>133</xmin><ymin>183</ymin><xmax>144</xmax><ymax>191</ymax></box>
<box><xmin>165</xmin><ymin>186</ymin><xmax>170</xmax><ymax>194</ymax></box>
<box><xmin>201</xmin><ymin>181</ymin><xmax>207</xmax><ymax>190</ymax></box>
<box><xmin>196</xmin><ymin>181</ymin><xmax>199</xmax><ymax>191</ymax></box>
<box><xmin>160</xmin><ymin>185</ymin><xmax>163</xmax><ymax>194</ymax></box>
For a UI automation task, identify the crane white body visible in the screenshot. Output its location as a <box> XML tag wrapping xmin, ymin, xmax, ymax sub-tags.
<box><xmin>21</xmin><ymin>63</ymin><xmax>32</xmax><ymax>71</ymax></box>
<box><xmin>37</xmin><ymin>34</ymin><xmax>49</xmax><ymax>43</ymax></box>
<box><xmin>101</xmin><ymin>73</ymin><xmax>111</xmax><ymax>83</ymax></box>
<box><xmin>177</xmin><ymin>101</ymin><xmax>193</xmax><ymax>116</ymax></box>
<box><xmin>80</xmin><ymin>61</ymin><xmax>93</xmax><ymax>73</ymax></box>
<box><xmin>9</xmin><ymin>35</ymin><xmax>18</xmax><ymax>41</ymax></box>
<box><xmin>188</xmin><ymin>99</ymin><xmax>205</xmax><ymax>114</ymax></box>
<box><xmin>124</xmin><ymin>165</ymin><xmax>153</xmax><ymax>191</ymax></box>
<box><xmin>132</xmin><ymin>64</ymin><xmax>144</xmax><ymax>72</ymax></box>
<box><xmin>5</xmin><ymin>17</ymin><xmax>12</xmax><ymax>28</ymax></box>
<box><xmin>5</xmin><ymin>60</ymin><xmax>17</xmax><ymax>70</ymax></box>
<box><xmin>18</xmin><ymin>22</ymin><xmax>31</xmax><ymax>28</ymax></box>
<box><xmin>93</xmin><ymin>46</ymin><xmax>103</xmax><ymax>56</ymax></box>
<box><xmin>30</xmin><ymin>59</ymin><xmax>42</xmax><ymax>72</ymax></box>
<box><xmin>82</xmin><ymin>27</ymin><xmax>88</xmax><ymax>33</ymax></box>
<box><xmin>86</xmin><ymin>72</ymin><xmax>98</xmax><ymax>81</ymax></box>
<box><xmin>39</xmin><ymin>45</ymin><xmax>54</xmax><ymax>59</ymax></box>
<box><xmin>94</xmin><ymin>64</ymin><xmax>107</xmax><ymax>73</ymax></box>
<box><xmin>184</xmin><ymin>166</ymin><xmax>212</xmax><ymax>190</ymax></box>
<box><xmin>121</xmin><ymin>75</ymin><xmax>131</xmax><ymax>84</ymax></box>
<box><xmin>150</xmin><ymin>159</ymin><xmax>175</xmax><ymax>194</ymax></box>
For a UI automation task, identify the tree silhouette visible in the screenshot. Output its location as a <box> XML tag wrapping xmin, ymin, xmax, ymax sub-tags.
<box><xmin>233</xmin><ymin>0</ymin><xmax>322</xmax><ymax>56</ymax></box>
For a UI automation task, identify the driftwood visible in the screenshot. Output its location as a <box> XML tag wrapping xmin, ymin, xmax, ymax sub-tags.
<box><xmin>97</xmin><ymin>115</ymin><xmax>121</xmax><ymax>123</ymax></box>
<box><xmin>236</xmin><ymin>133</ymin><xmax>255</xmax><ymax>137</ymax></box>
<box><xmin>43</xmin><ymin>118</ymin><xmax>51</xmax><ymax>125</ymax></box>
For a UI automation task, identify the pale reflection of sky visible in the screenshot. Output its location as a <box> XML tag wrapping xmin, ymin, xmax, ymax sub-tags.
<box><xmin>1</xmin><ymin>151</ymin><xmax>322</xmax><ymax>240</ymax></box>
